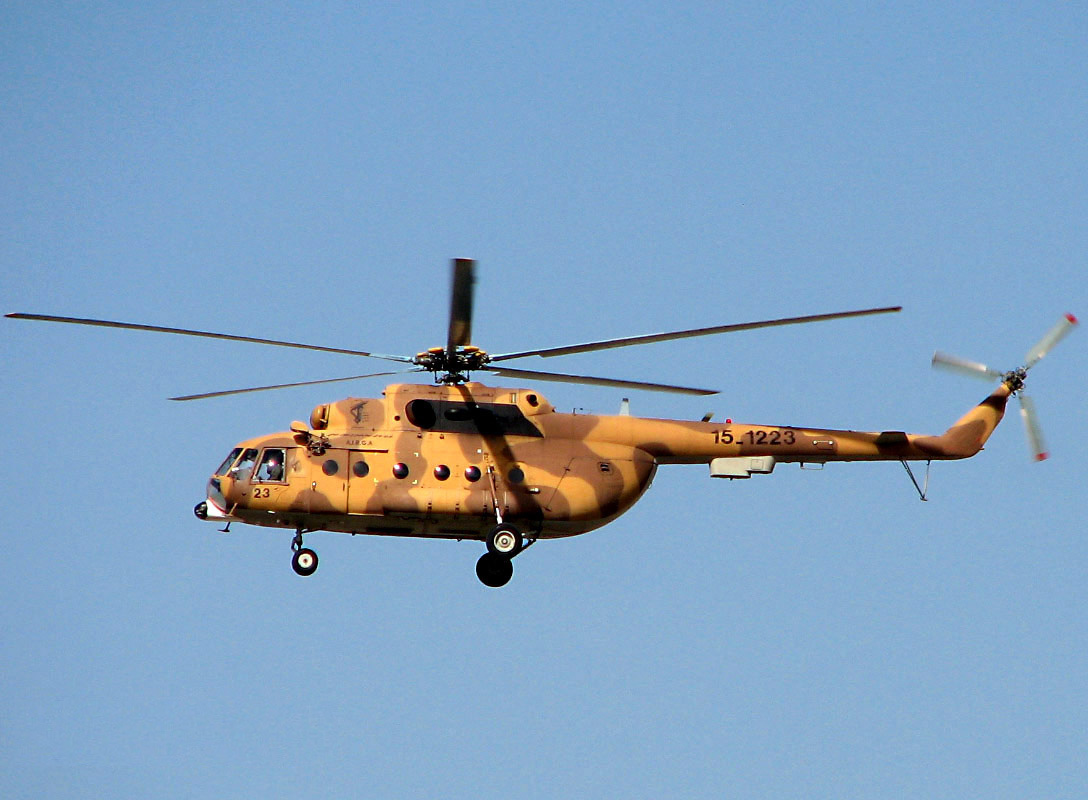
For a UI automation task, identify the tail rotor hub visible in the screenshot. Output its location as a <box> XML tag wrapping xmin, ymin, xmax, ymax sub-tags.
<box><xmin>1002</xmin><ymin>367</ymin><xmax>1028</xmax><ymax>393</ymax></box>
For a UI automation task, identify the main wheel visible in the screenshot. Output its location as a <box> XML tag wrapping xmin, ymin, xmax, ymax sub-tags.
<box><xmin>476</xmin><ymin>552</ymin><xmax>513</xmax><ymax>588</ymax></box>
<box><xmin>292</xmin><ymin>547</ymin><xmax>319</xmax><ymax>576</ymax></box>
<box><xmin>486</xmin><ymin>523</ymin><xmax>522</xmax><ymax>557</ymax></box>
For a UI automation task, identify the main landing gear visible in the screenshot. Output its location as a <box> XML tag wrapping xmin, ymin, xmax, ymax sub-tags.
<box><xmin>291</xmin><ymin>529</ymin><xmax>318</xmax><ymax>577</ymax></box>
<box><xmin>285</xmin><ymin>524</ymin><xmax>531</xmax><ymax>586</ymax></box>
<box><xmin>476</xmin><ymin>523</ymin><xmax>528</xmax><ymax>588</ymax></box>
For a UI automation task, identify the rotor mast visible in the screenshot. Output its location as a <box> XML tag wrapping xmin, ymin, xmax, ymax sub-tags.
<box><xmin>413</xmin><ymin>258</ymin><xmax>490</xmax><ymax>383</ymax></box>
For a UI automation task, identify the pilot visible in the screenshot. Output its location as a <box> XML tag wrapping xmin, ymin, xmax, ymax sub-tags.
<box><xmin>261</xmin><ymin>454</ymin><xmax>283</xmax><ymax>481</ymax></box>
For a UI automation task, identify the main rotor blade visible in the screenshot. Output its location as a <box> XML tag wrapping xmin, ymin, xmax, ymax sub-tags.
<box><xmin>6</xmin><ymin>313</ymin><xmax>415</xmax><ymax>363</ymax></box>
<box><xmin>169</xmin><ymin>370</ymin><xmax>420</xmax><ymax>401</ymax></box>
<box><xmin>1018</xmin><ymin>393</ymin><xmax>1049</xmax><ymax>461</ymax></box>
<box><xmin>490</xmin><ymin>306</ymin><xmax>902</xmax><ymax>361</ymax></box>
<box><xmin>931</xmin><ymin>351</ymin><xmax>1003</xmax><ymax>381</ymax></box>
<box><xmin>1025</xmin><ymin>313</ymin><xmax>1078</xmax><ymax>368</ymax></box>
<box><xmin>446</xmin><ymin>258</ymin><xmax>476</xmax><ymax>355</ymax></box>
<box><xmin>487</xmin><ymin>366</ymin><xmax>717</xmax><ymax>396</ymax></box>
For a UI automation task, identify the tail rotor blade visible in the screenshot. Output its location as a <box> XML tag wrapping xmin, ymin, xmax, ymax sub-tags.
<box><xmin>446</xmin><ymin>258</ymin><xmax>476</xmax><ymax>354</ymax></box>
<box><xmin>1025</xmin><ymin>313</ymin><xmax>1078</xmax><ymax>368</ymax></box>
<box><xmin>931</xmin><ymin>351</ymin><xmax>1003</xmax><ymax>381</ymax></box>
<box><xmin>1018</xmin><ymin>393</ymin><xmax>1049</xmax><ymax>461</ymax></box>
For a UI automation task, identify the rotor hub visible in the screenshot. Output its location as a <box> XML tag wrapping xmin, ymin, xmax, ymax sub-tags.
<box><xmin>413</xmin><ymin>346</ymin><xmax>491</xmax><ymax>383</ymax></box>
<box><xmin>1002</xmin><ymin>367</ymin><xmax>1028</xmax><ymax>393</ymax></box>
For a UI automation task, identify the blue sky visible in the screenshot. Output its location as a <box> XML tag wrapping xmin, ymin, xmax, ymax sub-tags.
<box><xmin>3</xmin><ymin>3</ymin><xmax>1086</xmax><ymax>797</ymax></box>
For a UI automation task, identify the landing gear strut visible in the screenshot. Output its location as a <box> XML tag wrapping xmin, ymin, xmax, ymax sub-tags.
<box><xmin>291</xmin><ymin>529</ymin><xmax>318</xmax><ymax>577</ymax></box>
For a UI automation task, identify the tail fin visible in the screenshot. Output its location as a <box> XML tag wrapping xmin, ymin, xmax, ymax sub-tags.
<box><xmin>914</xmin><ymin>384</ymin><xmax>1013</xmax><ymax>459</ymax></box>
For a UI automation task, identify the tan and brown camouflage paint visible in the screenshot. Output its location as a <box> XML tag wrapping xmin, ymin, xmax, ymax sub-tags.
<box><xmin>204</xmin><ymin>380</ymin><xmax>1011</xmax><ymax>542</ymax></box>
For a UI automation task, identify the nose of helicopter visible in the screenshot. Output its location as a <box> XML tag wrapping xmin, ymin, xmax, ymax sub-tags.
<box><xmin>195</xmin><ymin>476</ymin><xmax>233</xmax><ymax>521</ymax></box>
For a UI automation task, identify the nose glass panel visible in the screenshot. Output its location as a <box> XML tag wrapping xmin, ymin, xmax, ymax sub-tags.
<box><xmin>207</xmin><ymin>478</ymin><xmax>228</xmax><ymax>511</ymax></box>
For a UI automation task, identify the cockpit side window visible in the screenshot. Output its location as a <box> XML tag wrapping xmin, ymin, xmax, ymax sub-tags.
<box><xmin>215</xmin><ymin>447</ymin><xmax>244</xmax><ymax>476</ymax></box>
<box><xmin>255</xmin><ymin>448</ymin><xmax>287</xmax><ymax>483</ymax></box>
<box><xmin>232</xmin><ymin>448</ymin><xmax>259</xmax><ymax>480</ymax></box>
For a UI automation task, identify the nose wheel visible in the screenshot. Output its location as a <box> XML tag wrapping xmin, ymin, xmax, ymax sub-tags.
<box><xmin>292</xmin><ymin>547</ymin><xmax>319</xmax><ymax>576</ymax></box>
<box><xmin>291</xmin><ymin>529</ymin><xmax>318</xmax><ymax>577</ymax></box>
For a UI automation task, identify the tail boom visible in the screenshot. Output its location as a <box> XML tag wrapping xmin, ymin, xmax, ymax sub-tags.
<box><xmin>581</xmin><ymin>385</ymin><xmax>1012</xmax><ymax>464</ymax></box>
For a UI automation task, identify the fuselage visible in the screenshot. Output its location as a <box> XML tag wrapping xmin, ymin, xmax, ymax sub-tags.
<box><xmin>200</xmin><ymin>381</ymin><xmax>1011</xmax><ymax>542</ymax></box>
<box><xmin>203</xmin><ymin>383</ymin><xmax>658</xmax><ymax>541</ymax></box>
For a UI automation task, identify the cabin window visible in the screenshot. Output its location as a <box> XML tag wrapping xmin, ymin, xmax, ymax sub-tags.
<box><xmin>255</xmin><ymin>448</ymin><xmax>287</xmax><ymax>483</ymax></box>
<box><xmin>508</xmin><ymin>466</ymin><xmax>525</xmax><ymax>484</ymax></box>
<box><xmin>232</xmin><ymin>448</ymin><xmax>259</xmax><ymax>480</ymax></box>
<box><xmin>322</xmin><ymin>459</ymin><xmax>340</xmax><ymax>476</ymax></box>
<box><xmin>465</xmin><ymin>465</ymin><xmax>482</xmax><ymax>482</ymax></box>
<box><xmin>353</xmin><ymin>460</ymin><xmax>370</xmax><ymax>478</ymax></box>
<box><xmin>433</xmin><ymin>464</ymin><xmax>451</xmax><ymax>481</ymax></box>
<box><xmin>216</xmin><ymin>448</ymin><xmax>243</xmax><ymax>476</ymax></box>
<box><xmin>393</xmin><ymin>462</ymin><xmax>410</xmax><ymax>479</ymax></box>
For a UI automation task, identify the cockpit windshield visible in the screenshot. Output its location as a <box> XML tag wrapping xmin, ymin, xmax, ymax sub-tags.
<box><xmin>215</xmin><ymin>447</ymin><xmax>244</xmax><ymax>476</ymax></box>
<box><xmin>232</xmin><ymin>448</ymin><xmax>260</xmax><ymax>479</ymax></box>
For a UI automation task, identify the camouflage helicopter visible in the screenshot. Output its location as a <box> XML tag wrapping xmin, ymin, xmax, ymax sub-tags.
<box><xmin>8</xmin><ymin>260</ymin><xmax>1076</xmax><ymax>587</ymax></box>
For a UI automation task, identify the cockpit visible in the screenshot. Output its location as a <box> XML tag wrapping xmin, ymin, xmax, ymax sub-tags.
<box><xmin>202</xmin><ymin>444</ymin><xmax>290</xmax><ymax>520</ymax></box>
<box><xmin>213</xmin><ymin>446</ymin><xmax>288</xmax><ymax>482</ymax></box>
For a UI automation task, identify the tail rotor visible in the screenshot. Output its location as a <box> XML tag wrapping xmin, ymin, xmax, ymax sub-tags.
<box><xmin>1025</xmin><ymin>313</ymin><xmax>1078</xmax><ymax>369</ymax></box>
<box><xmin>932</xmin><ymin>313</ymin><xmax>1077</xmax><ymax>461</ymax></box>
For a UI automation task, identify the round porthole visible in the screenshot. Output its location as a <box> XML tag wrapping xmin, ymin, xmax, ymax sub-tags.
<box><xmin>508</xmin><ymin>466</ymin><xmax>525</xmax><ymax>484</ymax></box>
<box><xmin>434</xmin><ymin>464</ymin><xmax>451</xmax><ymax>481</ymax></box>
<box><xmin>322</xmin><ymin>459</ymin><xmax>339</xmax><ymax>476</ymax></box>
<box><xmin>465</xmin><ymin>465</ymin><xmax>482</xmax><ymax>482</ymax></box>
<box><xmin>393</xmin><ymin>462</ymin><xmax>410</xmax><ymax>479</ymax></box>
<box><xmin>353</xmin><ymin>460</ymin><xmax>370</xmax><ymax>478</ymax></box>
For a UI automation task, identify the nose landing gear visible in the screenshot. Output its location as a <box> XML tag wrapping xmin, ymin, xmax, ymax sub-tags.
<box><xmin>291</xmin><ymin>529</ymin><xmax>318</xmax><ymax>577</ymax></box>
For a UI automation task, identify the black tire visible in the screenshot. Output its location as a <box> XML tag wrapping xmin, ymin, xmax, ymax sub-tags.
<box><xmin>476</xmin><ymin>552</ymin><xmax>513</xmax><ymax>588</ymax></box>
<box><xmin>292</xmin><ymin>547</ymin><xmax>319</xmax><ymax>577</ymax></box>
<box><xmin>485</xmin><ymin>523</ymin><xmax>522</xmax><ymax>557</ymax></box>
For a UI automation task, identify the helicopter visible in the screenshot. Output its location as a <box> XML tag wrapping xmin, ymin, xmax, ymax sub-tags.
<box><xmin>8</xmin><ymin>259</ymin><xmax>1076</xmax><ymax>587</ymax></box>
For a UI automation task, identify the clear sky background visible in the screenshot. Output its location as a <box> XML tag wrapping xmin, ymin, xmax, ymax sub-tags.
<box><xmin>3</xmin><ymin>3</ymin><xmax>1086</xmax><ymax>798</ymax></box>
